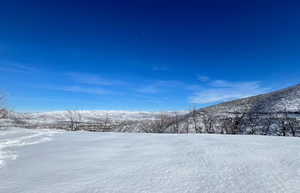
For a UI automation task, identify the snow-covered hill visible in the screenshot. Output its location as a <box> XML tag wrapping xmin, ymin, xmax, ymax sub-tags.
<box><xmin>169</xmin><ymin>84</ymin><xmax>300</xmax><ymax>135</ymax></box>
<box><xmin>202</xmin><ymin>83</ymin><xmax>300</xmax><ymax>114</ymax></box>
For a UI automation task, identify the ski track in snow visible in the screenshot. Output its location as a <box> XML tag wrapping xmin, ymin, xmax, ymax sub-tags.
<box><xmin>0</xmin><ymin>128</ymin><xmax>300</xmax><ymax>193</ymax></box>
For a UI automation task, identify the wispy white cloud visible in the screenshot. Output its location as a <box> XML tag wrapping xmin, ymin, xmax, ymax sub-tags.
<box><xmin>60</xmin><ymin>86</ymin><xmax>110</xmax><ymax>95</ymax></box>
<box><xmin>208</xmin><ymin>80</ymin><xmax>260</xmax><ymax>88</ymax></box>
<box><xmin>43</xmin><ymin>85</ymin><xmax>111</xmax><ymax>95</ymax></box>
<box><xmin>186</xmin><ymin>85</ymin><xmax>204</xmax><ymax>91</ymax></box>
<box><xmin>137</xmin><ymin>80</ymin><xmax>185</xmax><ymax>94</ymax></box>
<box><xmin>0</xmin><ymin>62</ymin><xmax>38</xmax><ymax>73</ymax></box>
<box><xmin>67</xmin><ymin>72</ymin><xmax>128</xmax><ymax>86</ymax></box>
<box><xmin>189</xmin><ymin>79</ymin><xmax>269</xmax><ymax>104</ymax></box>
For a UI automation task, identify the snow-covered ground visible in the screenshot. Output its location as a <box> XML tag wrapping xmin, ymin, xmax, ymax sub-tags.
<box><xmin>1</xmin><ymin>128</ymin><xmax>300</xmax><ymax>193</ymax></box>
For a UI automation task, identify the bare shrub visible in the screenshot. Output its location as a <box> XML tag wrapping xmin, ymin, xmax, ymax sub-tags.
<box><xmin>220</xmin><ymin>112</ymin><xmax>246</xmax><ymax>135</ymax></box>
<box><xmin>200</xmin><ymin>111</ymin><xmax>215</xmax><ymax>133</ymax></box>
<box><xmin>261</xmin><ymin>113</ymin><xmax>273</xmax><ymax>135</ymax></box>
<box><xmin>190</xmin><ymin>107</ymin><xmax>201</xmax><ymax>133</ymax></box>
<box><xmin>278</xmin><ymin>109</ymin><xmax>298</xmax><ymax>136</ymax></box>
<box><xmin>140</xmin><ymin>113</ymin><xmax>173</xmax><ymax>133</ymax></box>
<box><xmin>66</xmin><ymin>110</ymin><xmax>82</xmax><ymax>131</ymax></box>
<box><xmin>0</xmin><ymin>93</ymin><xmax>8</xmax><ymax>119</ymax></box>
<box><xmin>243</xmin><ymin>112</ymin><xmax>259</xmax><ymax>135</ymax></box>
<box><xmin>152</xmin><ymin>113</ymin><xmax>172</xmax><ymax>133</ymax></box>
<box><xmin>171</xmin><ymin>112</ymin><xmax>180</xmax><ymax>133</ymax></box>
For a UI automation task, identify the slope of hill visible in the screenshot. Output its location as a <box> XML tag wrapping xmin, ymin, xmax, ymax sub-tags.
<box><xmin>177</xmin><ymin>84</ymin><xmax>300</xmax><ymax>136</ymax></box>
<box><xmin>201</xmin><ymin>84</ymin><xmax>300</xmax><ymax>114</ymax></box>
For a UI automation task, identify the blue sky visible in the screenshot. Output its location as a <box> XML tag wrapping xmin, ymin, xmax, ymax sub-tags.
<box><xmin>0</xmin><ymin>0</ymin><xmax>300</xmax><ymax>112</ymax></box>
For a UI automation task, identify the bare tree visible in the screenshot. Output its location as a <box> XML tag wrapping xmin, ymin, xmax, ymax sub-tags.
<box><xmin>66</xmin><ymin>110</ymin><xmax>82</xmax><ymax>131</ymax></box>
<box><xmin>142</xmin><ymin>113</ymin><xmax>172</xmax><ymax>133</ymax></box>
<box><xmin>190</xmin><ymin>107</ymin><xmax>201</xmax><ymax>133</ymax></box>
<box><xmin>87</xmin><ymin>113</ymin><xmax>113</xmax><ymax>131</ymax></box>
<box><xmin>171</xmin><ymin>112</ymin><xmax>180</xmax><ymax>133</ymax></box>
<box><xmin>277</xmin><ymin>109</ymin><xmax>288</xmax><ymax>136</ymax></box>
<box><xmin>233</xmin><ymin>112</ymin><xmax>247</xmax><ymax>134</ymax></box>
<box><xmin>139</xmin><ymin>120</ymin><xmax>155</xmax><ymax>133</ymax></box>
<box><xmin>112</xmin><ymin>120</ymin><xmax>128</xmax><ymax>132</ymax></box>
<box><xmin>243</xmin><ymin>112</ymin><xmax>259</xmax><ymax>135</ymax></box>
<box><xmin>278</xmin><ymin>120</ymin><xmax>288</xmax><ymax>136</ymax></box>
<box><xmin>154</xmin><ymin>113</ymin><xmax>172</xmax><ymax>133</ymax></box>
<box><xmin>220</xmin><ymin>117</ymin><xmax>234</xmax><ymax>134</ymax></box>
<box><xmin>287</xmin><ymin>118</ymin><xmax>297</xmax><ymax>137</ymax></box>
<box><xmin>101</xmin><ymin>113</ymin><xmax>112</xmax><ymax>131</ymax></box>
<box><xmin>221</xmin><ymin>112</ymin><xmax>246</xmax><ymax>135</ymax></box>
<box><xmin>261</xmin><ymin>113</ymin><xmax>273</xmax><ymax>135</ymax></box>
<box><xmin>9</xmin><ymin>112</ymin><xmax>27</xmax><ymax>125</ymax></box>
<box><xmin>0</xmin><ymin>93</ymin><xmax>8</xmax><ymax>119</ymax></box>
<box><xmin>200</xmin><ymin>111</ymin><xmax>215</xmax><ymax>133</ymax></box>
<box><xmin>179</xmin><ymin>116</ymin><xmax>190</xmax><ymax>134</ymax></box>
<box><xmin>279</xmin><ymin>109</ymin><xmax>298</xmax><ymax>136</ymax></box>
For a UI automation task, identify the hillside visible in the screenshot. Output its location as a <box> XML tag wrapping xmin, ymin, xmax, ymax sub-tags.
<box><xmin>201</xmin><ymin>84</ymin><xmax>300</xmax><ymax>114</ymax></box>
<box><xmin>179</xmin><ymin>84</ymin><xmax>300</xmax><ymax>136</ymax></box>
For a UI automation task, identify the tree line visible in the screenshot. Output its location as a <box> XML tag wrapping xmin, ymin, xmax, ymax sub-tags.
<box><xmin>61</xmin><ymin>109</ymin><xmax>300</xmax><ymax>137</ymax></box>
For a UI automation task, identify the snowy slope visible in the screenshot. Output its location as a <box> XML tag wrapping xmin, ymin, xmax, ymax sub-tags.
<box><xmin>201</xmin><ymin>83</ymin><xmax>300</xmax><ymax>114</ymax></box>
<box><xmin>1</xmin><ymin>128</ymin><xmax>300</xmax><ymax>193</ymax></box>
<box><xmin>172</xmin><ymin>84</ymin><xmax>300</xmax><ymax>135</ymax></box>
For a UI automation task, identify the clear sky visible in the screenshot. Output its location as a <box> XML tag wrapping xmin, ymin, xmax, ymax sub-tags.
<box><xmin>0</xmin><ymin>0</ymin><xmax>300</xmax><ymax>112</ymax></box>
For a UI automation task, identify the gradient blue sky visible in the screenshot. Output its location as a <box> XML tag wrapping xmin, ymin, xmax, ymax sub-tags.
<box><xmin>0</xmin><ymin>0</ymin><xmax>300</xmax><ymax>112</ymax></box>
